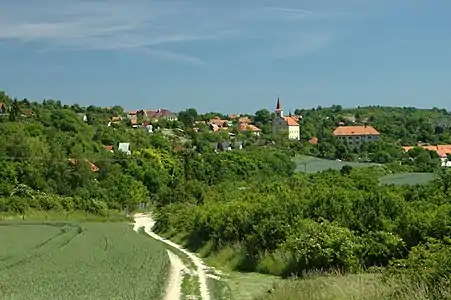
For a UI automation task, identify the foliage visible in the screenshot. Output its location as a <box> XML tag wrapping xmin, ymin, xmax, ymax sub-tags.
<box><xmin>154</xmin><ymin>166</ymin><xmax>451</xmax><ymax>282</ymax></box>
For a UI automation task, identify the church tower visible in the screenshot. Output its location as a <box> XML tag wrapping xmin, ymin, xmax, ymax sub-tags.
<box><xmin>275</xmin><ymin>97</ymin><xmax>283</xmax><ymax>118</ymax></box>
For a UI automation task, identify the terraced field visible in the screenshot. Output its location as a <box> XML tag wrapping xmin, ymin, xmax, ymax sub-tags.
<box><xmin>0</xmin><ymin>221</ymin><xmax>169</xmax><ymax>300</ymax></box>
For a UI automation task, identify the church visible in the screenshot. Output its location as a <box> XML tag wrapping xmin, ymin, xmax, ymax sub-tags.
<box><xmin>272</xmin><ymin>97</ymin><xmax>301</xmax><ymax>140</ymax></box>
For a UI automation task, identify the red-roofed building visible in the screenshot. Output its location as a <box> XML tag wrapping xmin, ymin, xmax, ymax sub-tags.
<box><xmin>68</xmin><ymin>158</ymin><xmax>100</xmax><ymax>172</ymax></box>
<box><xmin>333</xmin><ymin>125</ymin><xmax>380</xmax><ymax>147</ymax></box>
<box><xmin>104</xmin><ymin>145</ymin><xmax>114</xmax><ymax>152</ymax></box>
<box><xmin>402</xmin><ymin>144</ymin><xmax>451</xmax><ymax>158</ymax></box>
<box><xmin>239</xmin><ymin>123</ymin><xmax>261</xmax><ymax>136</ymax></box>
<box><xmin>309</xmin><ymin>137</ymin><xmax>318</xmax><ymax>145</ymax></box>
<box><xmin>272</xmin><ymin>97</ymin><xmax>300</xmax><ymax>140</ymax></box>
<box><xmin>140</xmin><ymin>108</ymin><xmax>177</xmax><ymax>122</ymax></box>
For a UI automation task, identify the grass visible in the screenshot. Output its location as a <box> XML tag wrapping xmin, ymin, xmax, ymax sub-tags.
<box><xmin>0</xmin><ymin>221</ymin><xmax>169</xmax><ymax>300</ymax></box>
<box><xmin>158</xmin><ymin>230</ymin><xmax>280</xmax><ymax>300</ymax></box>
<box><xmin>207</xmin><ymin>277</ymin><xmax>234</xmax><ymax>300</ymax></box>
<box><xmin>0</xmin><ymin>209</ymin><xmax>129</xmax><ymax>222</ymax></box>
<box><xmin>156</xmin><ymin>227</ymin><xmax>451</xmax><ymax>300</ymax></box>
<box><xmin>138</xmin><ymin>227</ymin><xmax>202</xmax><ymax>299</ymax></box>
<box><xmin>379</xmin><ymin>172</ymin><xmax>436</xmax><ymax>185</ymax></box>
<box><xmin>253</xmin><ymin>272</ymin><xmax>451</xmax><ymax>300</ymax></box>
<box><xmin>182</xmin><ymin>273</ymin><xmax>200</xmax><ymax>300</ymax></box>
<box><xmin>293</xmin><ymin>155</ymin><xmax>378</xmax><ymax>173</ymax></box>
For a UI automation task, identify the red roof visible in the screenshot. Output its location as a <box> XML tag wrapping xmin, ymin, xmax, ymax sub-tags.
<box><xmin>282</xmin><ymin>116</ymin><xmax>299</xmax><ymax>126</ymax></box>
<box><xmin>68</xmin><ymin>158</ymin><xmax>99</xmax><ymax>172</ymax></box>
<box><xmin>403</xmin><ymin>144</ymin><xmax>451</xmax><ymax>158</ymax></box>
<box><xmin>104</xmin><ymin>145</ymin><xmax>114</xmax><ymax>151</ymax></box>
<box><xmin>239</xmin><ymin>124</ymin><xmax>261</xmax><ymax>132</ymax></box>
<box><xmin>239</xmin><ymin>117</ymin><xmax>251</xmax><ymax>124</ymax></box>
<box><xmin>333</xmin><ymin>126</ymin><xmax>380</xmax><ymax>136</ymax></box>
<box><xmin>309</xmin><ymin>137</ymin><xmax>318</xmax><ymax>145</ymax></box>
<box><xmin>142</xmin><ymin>109</ymin><xmax>176</xmax><ymax>119</ymax></box>
<box><xmin>209</xmin><ymin>118</ymin><xmax>227</xmax><ymax>126</ymax></box>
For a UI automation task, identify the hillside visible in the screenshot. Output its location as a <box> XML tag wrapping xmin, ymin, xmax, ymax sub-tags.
<box><xmin>2</xmin><ymin>91</ymin><xmax>451</xmax><ymax>299</ymax></box>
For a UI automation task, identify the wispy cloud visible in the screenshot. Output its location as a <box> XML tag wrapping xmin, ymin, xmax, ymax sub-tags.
<box><xmin>0</xmin><ymin>0</ymin><xmax>353</xmax><ymax>64</ymax></box>
<box><xmin>271</xmin><ymin>33</ymin><xmax>335</xmax><ymax>59</ymax></box>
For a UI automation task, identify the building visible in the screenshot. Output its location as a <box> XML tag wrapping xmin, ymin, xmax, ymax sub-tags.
<box><xmin>239</xmin><ymin>123</ymin><xmax>262</xmax><ymax>136</ymax></box>
<box><xmin>402</xmin><ymin>144</ymin><xmax>451</xmax><ymax>167</ymax></box>
<box><xmin>140</xmin><ymin>109</ymin><xmax>178</xmax><ymax>122</ymax></box>
<box><xmin>333</xmin><ymin>125</ymin><xmax>380</xmax><ymax>147</ymax></box>
<box><xmin>402</xmin><ymin>144</ymin><xmax>451</xmax><ymax>158</ymax></box>
<box><xmin>272</xmin><ymin>97</ymin><xmax>300</xmax><ymax>140</ymax></box>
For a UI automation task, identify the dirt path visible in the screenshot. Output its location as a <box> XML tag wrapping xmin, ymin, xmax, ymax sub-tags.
<box><xmin>133</xmin><ymin>216</ymin><xmax>186</xmax><ymax>300</ymax></box>
<box><xmin>164</xmin><ymin>250</ymin><xmax>186</xmax><ymax>300</ymax></box>
<box><xmin>134</xmin><ymin>213</ymin><xmax>212</xmax><ymax>300</ymax></box>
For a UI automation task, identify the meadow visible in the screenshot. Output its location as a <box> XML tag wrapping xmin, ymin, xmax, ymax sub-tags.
<box><xmin>379</xmin><ymin>172</ymin><xmax>436</xmax><ymax>185</ymax></box>
<box><xmin>254</xmin><ymin>272</ymin><xmax>449</xmax><ymax>300</ymax></box>
<box><xmin>294</xmin><ymin>155</ymin><xmax>378</xmax><ymax>173</ymax></box>
<box><xmin>0</xmin><ymin>221</ymin><xmax>169</xmax><ymax>300</ymax></box>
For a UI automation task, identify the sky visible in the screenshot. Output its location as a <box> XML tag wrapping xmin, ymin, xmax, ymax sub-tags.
<box><xmin>1</xmin><ymin>0</ymin><xmax>451</xmax><ymax>113</ymax></box>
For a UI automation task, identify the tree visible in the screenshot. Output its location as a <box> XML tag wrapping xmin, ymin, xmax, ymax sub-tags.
<box><xmin>254</xmin><ymin>109</ymin><xmax>272</xmax><ymax>125</ymax></box>
<box><xmin>178</xmin><ymin>108</ymin><xmax>198</xmax><ymax>128</ymax></box>
<box><xmin>9</xmin><ymin>99</ymin><xmax>20</xmax><ymax>122</ymax></box>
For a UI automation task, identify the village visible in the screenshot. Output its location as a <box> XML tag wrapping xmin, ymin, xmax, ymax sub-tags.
<box><xmin>93</xmin><ymin>97</ymin><xmax>451</xmax><ymax>166</ymax></box>
<box><xmin>1</xmin><ymin>96</ymin><xmax>451</xmax><ymax>168</ymax></box>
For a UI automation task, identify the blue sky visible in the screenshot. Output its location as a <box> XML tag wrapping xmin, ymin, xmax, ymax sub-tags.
<box><xmin>1</xmin><ymin>0</ymin><xmax>451</xmax><ymax>113</ymax></box>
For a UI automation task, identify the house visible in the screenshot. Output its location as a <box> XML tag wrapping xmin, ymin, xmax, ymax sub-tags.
<box><xmin>0</xmin><ymin>102</ymin><xmax>6</xmax><ymax>114</ymax></box>
<box><xmin>333</xmin><ymin>125</ymin><xmax>380</xmax><ymax>147</ymax></box>
<box><xmin>402</xmin><ymin>144</ymin><xmax>451</xmax><ymax>167</ymax></box>
<box><xmin>127</xmin><ymin>110</ymin><xmax>138</xmax><ymax>118</ymax></box>
<box><xmin>118</xmin><ymin>143</ymin><xmax>131</xmax><ymax>155</ymax></box>
<box><xmin>20</xmin><ymin>109</ymin><xmax>34</xmax><ymax>117</ymax></box>
<box><xmin>238</xmin><ymin>116</ymin><xmax>252</xmax><ymax>124</ymax></box>
<box><xmin>309</xmin><ymin>137</ymin><xmax>319</xmax><ymax>145</ymax></box>
<box><xmin>219</xmin><ymin>141</ymin><xmax>232</xmax><ymax>151</ymax></box>
<box><xmin>68</xmin><ymin>158</ymin><xmax>99</xmax><ymax>172</ymax></box>
<box><xmin>272</xmin><ymin>97</ymin><xmax>300</xmax><ymax>140</ymax></box>
<box><xmin>239</xmin><ymin>123</ymin><xmax>261</xmax><ymax>136</ymax></box>
<box><xmin>104</xmin><ymin>145</ymin><xmax>114</xmax><ymax>152</ymax></box>
<box><xmin>129</xmin><ymin>115</ymin><xmax>138</xmax><ymax>126</ymax></box>
<box><xmin>208</xmin><ymin>117</ymin><xmax>232</xmax><ymax>132</ymax></box>
<box><xmin>402</xmin><ymin>144</ymin><xmax>451</xmax><ymax>158</ymax></box>
<box><xmin>110</xmin><ymin>116</ymin><xmax>122</xmax><ymax>123</ymax></box>
<box><xmin>140</xmin><ymin>108</ymin><xmax>178</xmax><ymax>122</ymax></box>
<box><xmin>209</xmin><ymin>117</ymin><xmax>229</xmax><ymax>127</ymax></box>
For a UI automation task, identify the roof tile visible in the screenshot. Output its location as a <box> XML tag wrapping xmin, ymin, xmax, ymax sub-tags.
<box><xmin>333</xmin><ymin>126</ymin><xmax>380</xmax><ymax>136</ymax></box>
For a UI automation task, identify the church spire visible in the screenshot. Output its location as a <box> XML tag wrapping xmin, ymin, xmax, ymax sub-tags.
<box><xmin>275</xmin><ymin>96</ymin><xmax>283</xmax><ymax>117</ymax></box>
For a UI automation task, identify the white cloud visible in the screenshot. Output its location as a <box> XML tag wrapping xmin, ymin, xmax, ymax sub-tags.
<box><xmin>0</xmin><ymin>0</ymin><xmax>352</xmax><ymax>64</ymax></box>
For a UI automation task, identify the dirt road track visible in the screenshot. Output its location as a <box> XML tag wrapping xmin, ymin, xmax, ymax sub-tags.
<box><xmin>133</xmin><ymin>213</ymin><xmax>211</xmax><ymax>300</ymax></box>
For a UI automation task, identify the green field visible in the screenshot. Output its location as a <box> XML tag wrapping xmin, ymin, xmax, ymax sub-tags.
<box><xmin>379</xmin><ymin>172</ymin><xmax>436</xmax><ymax>186</ymax></box>
<box><xmin>294</xmin><ymin>155</ymin><xmax>378</xmax><ymax>173</ymax></box>
<box><xmin>0</xmin><ymin>221</ymin><xmax>169</xmax><ymax>300</ymax></box>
